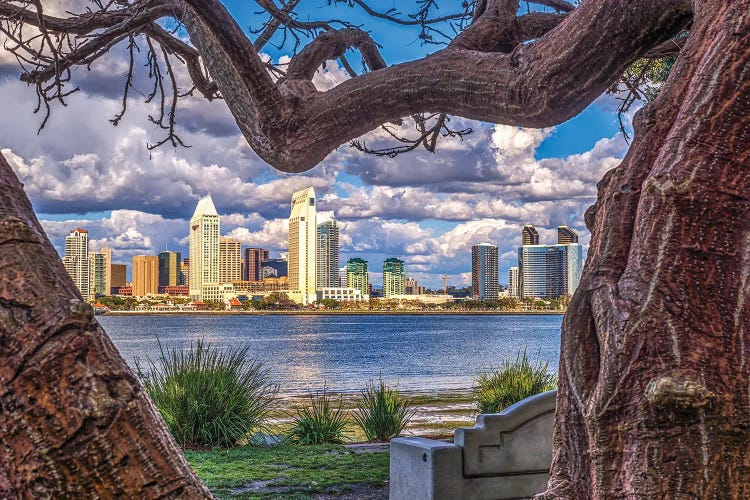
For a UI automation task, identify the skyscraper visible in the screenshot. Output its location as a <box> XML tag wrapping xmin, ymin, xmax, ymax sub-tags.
<box><xmin>111</xmin><ymin>264</ymin><xmax>127</xmax><ymax>290</ymax></box>
<box><xmin>189</xmin><ymin>195</ymin><xmax>220</xmax><ymax>301</ymax></box>
<box><xmin>518</xmin><ymin>246</ymin><xmax>566</xmax><ymax>298</ymax></box>
<box><xmin>219</xmin><ymin>238</ymin><xmax>241</xmax><ymax>283</ymax></box>
<box><xmin>522</xmin><ymin>225</ymin><xmax>540</xmax><ymax>246</ymax></box>
<box><xmin>382</xmin><ymin>257</ymin><xmax>406</xmax><ymax>298</ymax></box>
<box><xmin>346</xmin><ymin>258</ymin><xmax>369</xmax><ymax>296</ymax></box>
<box><xmin>288</xmin><ymin>187</ymin><xmax>317</xmax><ymax>305</ymax></box>
<box><xmin>158</xmin><ymin>251</ymin><xmax>182</xmax><ymax>287</ymax></box>
<box><xmin>243</xmin><ymin>248</ymin><xmax>270</xmax><ymax>281</ymax></box>
<box><xmin>62</xmin><ymin>228</ymin><xmax>90</xmax><ymax>299</ymax></box>
<box><xmin>89</xmin><ymin>246</ymin><xmax>112</xmax><ymax>299</ymax></box>
<box><xmin>471</xmin><ymin>243</ymin><xmax>499</xmax><ymax>301</ymax></box>
<box><xmin>316</xmin><ymin>218</ymin><xmax>339</xmax><ymax>289</ymax></box>
<box><xmin>517</xmin><ymin>224</ymin><xmax>583</xmax><ymax>298</ymax></box>
<box><xmin>557</xmin><ymin>226</ymin><xmax>579</xmax><ymax>244</ymax></box>
<box><xmin>132</xmin><ymin>255</ymin><xmax>159</xmax><ymax>296</ymax></box>
<box><xmin>509</xmin><ymin>266</ymin><xmax>519</xmax><ymax>297</ymax></box>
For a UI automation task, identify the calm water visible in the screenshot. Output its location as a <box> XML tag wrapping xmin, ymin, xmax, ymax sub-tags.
<box><xmin>98</xmin><ymin>314</ymin><xmax>562</xmax><ymax>394</ymax></box>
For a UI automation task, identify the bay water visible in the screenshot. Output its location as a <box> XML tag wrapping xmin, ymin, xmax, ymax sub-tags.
<box><xmin>98</xmin><ymin>314</ymin><xmax>562</xmax><ymax>394</ymax></box>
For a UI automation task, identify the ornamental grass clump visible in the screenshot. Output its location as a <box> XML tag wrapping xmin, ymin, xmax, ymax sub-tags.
<box><xmin>475</xmin><ymin>350</ymin><xmax>557</xmax><ymax>414</ymax></box>
<box><xmin>135</xmin><ymin>339</ymin><xmax>277</xmax><ymax>449</ymax></box>
<box><xmin>353</xmin><ymin>380</ymin><xmax>415</xmax><ymax>442</ymax></box>
<box><xmin>287</xmin><ymin>388</ymin><xmax>349</xmax><ymax>445</ymax></box>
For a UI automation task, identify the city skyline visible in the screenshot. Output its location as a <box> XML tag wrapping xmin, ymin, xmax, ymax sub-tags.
<box><xmin>56</xmin><ymin>192</ymin><xmax>588</xmax><ymax>292</ymax></box>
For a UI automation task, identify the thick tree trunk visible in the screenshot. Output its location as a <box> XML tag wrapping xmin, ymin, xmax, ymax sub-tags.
<box><xmin>0</xmin><ymin>154</ymin><xmax>210</xmax><ymax>497</ymax></box>
<box><xmin>545</xmin><ymin>1</ymin><xmax>750</xmax><ymax>497</ymax></box>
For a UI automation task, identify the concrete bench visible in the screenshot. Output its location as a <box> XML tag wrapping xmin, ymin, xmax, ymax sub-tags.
<box><xmin>389</xmin><ymin>390</ymin><xmax>557</xmax><ymax>500</ymax></box>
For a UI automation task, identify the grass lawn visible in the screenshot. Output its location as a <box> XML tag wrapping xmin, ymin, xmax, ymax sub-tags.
<box><xmin>185</xmin><ymin>444</ymin><xmax>390</xmax><ymax>499</ymax></box>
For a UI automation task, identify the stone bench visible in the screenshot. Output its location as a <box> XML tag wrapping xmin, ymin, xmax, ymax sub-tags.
<box><xmin>389</xmin><ymin>390</ymin><xmax>557</xmax><ymax>500</ymax></box>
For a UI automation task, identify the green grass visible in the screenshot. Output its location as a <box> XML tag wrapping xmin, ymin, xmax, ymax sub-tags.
<box><xmin>475</xmin><ymin>350</ymin><xmax>557</xmax><ymax>414</ymax></box>
<box><xmin>186</xmin><ymin>444</ymin><xmax>389</xmax><ymax>499</ymax></box>
<box><xmin>353</xmin><ymin>381</ymin><xmax>415</xmax><ymax>442</ymax></box>
<box><xmin>286</xmin><ymin>389</ymin><xmax>350</xmax><ymax>444</ymax></box>
<box><xmin>135</xmin><ymin>340</ymin><xmax>277</xmax><ymax>448</ymax></box>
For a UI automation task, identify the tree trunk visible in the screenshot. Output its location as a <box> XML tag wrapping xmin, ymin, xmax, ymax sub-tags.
<box><xmin>544</xmin><ymin>1</ymin><xmax>750</xmax><ymax>497</ymax></box>
<box><xmin>0</xmin><ymin>154</ymin><xmax>210</xmax><ymax>498</ymax></box>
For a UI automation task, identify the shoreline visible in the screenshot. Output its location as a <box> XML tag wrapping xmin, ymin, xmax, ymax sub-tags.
<box><xmin>102</xmin><ymin>310</ymin><xmax>564</xmax><ymax>316</ymax></box>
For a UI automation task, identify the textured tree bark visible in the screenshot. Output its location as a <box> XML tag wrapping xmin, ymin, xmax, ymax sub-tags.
<box><xmin>544</xmin><ymin>0</ymin><xmax>750</xmax><ymax>497</ymax></box>
<box><xmin>0</xmin><ymin>154</ymin><xmax>211</xmax><ymax>498</ymax></box>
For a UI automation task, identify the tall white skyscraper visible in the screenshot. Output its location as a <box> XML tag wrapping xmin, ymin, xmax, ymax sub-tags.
<box><xmin>63</xmin><ymin>228</ymin><xmax>90</xmax><ymax>299</ymax></box>
<box><xmin>289</xmin><ymin>187</ymin><xmax>317</xmax><ymax>305</ymax></box>
<box><xmin>316</xmin><ymin>217</ymin><xmax>339</xmax><ymax>289</ymax></box>
<box><xmin>189</xmin><ymin>195</ymin><xmax>220</xmax><ymax>301</ymax></box>
<box><xmin>508</xmin><ymin>266</ymin><xmax>519</xmax><ymax>297</ymax></box>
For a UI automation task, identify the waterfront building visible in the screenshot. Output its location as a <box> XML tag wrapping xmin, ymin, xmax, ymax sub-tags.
<box><xmin>288</xmin><ymin>187</ymin><xmax>317</xmax><ymax>305</ymax></box>
<box><xmin>219</xmin><ymin>238</ymin><xmax>242</xmax><ymax>283</ymax></box>
<box><xmin>201</xmin><ymin>283</ymin><xmax>236</xmax><ymax>302</ymax></box>
<box><xmin>232</xmin><ymin>276</ymin><xmax>289</xmax><ymax>293</ymax></box>
<box><xmin>162</xmin><ymin>285</ymin><xmax>189</xmax><ymax>296</ymax></box>
<box><xmin>522</xmin><ymin>224</ymin><xmax>540</xmax><ymax>246</ymax></box>
<box><xmin>243</xmin><ymin>248</ymin><xmax>270</xmax><ymax>281</ymax></box>
<box><xmin>110</xmin><ymin>263</ymin><xmax>127</xmax><ymax>292</ymax></box>
<box><xmin>132</xmin><ymin>255</ymin><xmax>159</xmax><ymax>296</ymax></box>
<box><xmin>316</xmin><ymin>218</ymin><xmax>339</xmax><ymax>289</ymax></box>
<box><xmin>337</xmin><ymin>267</ymin><xmax>348</xmax><ymax>288</ymax></box>
<box><xmin>557</xmin><ymin>226</ymin><xmax>579</xmax><ymax>244</ymax></box>
<box><xmin>405</xmin><ymin>276</ymin><xmax>425</xmax><ymax>295</ymax></box>
<box><xmin>471</xmin><ymin>243</ymin><xmax>499</xmax><ymax>301</ymax></box>
<box><xmin>508</xmin><ymin>266</ymin><xmax>519</xmax><ymax>297</ymax></box>
<box><xmin>158</xmin><ymin>251</ymin><xmax>182</xmax><ymax>288</ymax></box>
<box><xmin>316</xmin><ymin>287</ymin><xmax>368</xmax><ymax>303</ymax></box>
<box><xmin>62</xmin><ymin>228</ymin><xmax>90</xmax><ymax>299</ymax></box>
<box><xmin>180</xmin><ymin>259</ymin><xmax>189</xmax><ymax>286</ymax></box>
<box><xmin>88</xmin><ymin>246</ymin><xmax>111</xmax><ymax>299</ymax></box>
<box><xmin>189</xmin><ymin>195</ymin><xmax>220</xmax><ymax>300</ymax></box>
<box><xmin>382</xmin><ymin>257</ymin><xmax>406</xmax><ymax>298</ymax></box>
<box><xmin>346</xmin><ymin>258</ymin><xmax>369</xmax><ymax>297</ymax></box>
<box><xmin>263</xmin><ymin>257</ymin><xmax>288</xmax><ymax>278</ymax></box>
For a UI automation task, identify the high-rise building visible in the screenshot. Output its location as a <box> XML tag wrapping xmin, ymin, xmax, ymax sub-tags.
<box><xmin>89</xmin><ymin>246</ymin><xmax>112</xmax><ymax>298</ymax></box>
<box><xmin>346</xmin><ymin>258</ymin><xmax>369</xmax><ymax>296</ymax></box>
<box><xmin>382</xmin><ymin>258</ymin><xmax>406</xmax><ymax>298</ymax></box>
<box><xmin>263</xmin><ymin>258</ymin><xmax>288</xmax><ymax>278</ymax></box>
<box><xmin>180</xmin><ymin>259</ymin><xmax>189</xmax><ymax>286</ymax></box>
<box><xmin>557</xmin><ymin>226</ymin><xmax>579</xmax><ymax>244</ymax></box>
<box><xmin>471</xmin><ymin>243</ymin><xmax>499</xmax><ymax>301</ymax></box>
<box><xmin>111</xmin><ymin>263</ymin><xmax>127</xmax><ymax>290</ymax></box>
<box><xmin>62</xmin><ymin>228</ymin><xmax>90</xmax><ymax>299</ymax></box>
<box><xmin>518</xmin><ymin>246</ymin><xmax>566</xmax><ymax>298</ymax></box>
<box><xmin>219</xmin><ymin>238</ymin><xmax>241</xmax><ymax>283</ymax></box>
<box><xmin>189</xmin><ymin>195</ymin><xmax>220</xmax><ymax>300</ymax></box>
<box><xmin>337</xmin><ymin>267</ymin><xmax>348</xmax><ymax>288</ymax></box>
<box><xmin>132</xmin><ymin>255</ymin><xmax>159</xmax><ymax>296</ymax></box>
<box><xmin>288</xmin><ymin>187</ymin><xmax>317</xmax><ymax>305</ymax></box>
<box><xmin>405</xmin><ymin>276</ymin><xmax>425</xmax><ymax>295</ymax></box>
<box><xmin>158</xmin><ymin>251</ymin><xmax>182</xmax><ymax>288</ymax></box>
<box><xmin>316</xmin><ymin>218</ymin><xmax>339</xmax><ymax>289</ymax></box>
<box><xmin>508</xmin><ymin>266</ymin><xmax>519</xmax><ymax>297</ymax></box>
<box><xmin>522</xmin><ymin>224</ymin><xmax>540</xmax><ymax>246</ymax></box>
<box><xmin>243</xmin><ymin>248</ymin><xmax>270</xmax><ymax>281</ymax></box>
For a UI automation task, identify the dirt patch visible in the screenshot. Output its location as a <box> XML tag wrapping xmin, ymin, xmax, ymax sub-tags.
<box><xmin>313</xmin><ymin>483</ymin><xmax>389</xmax><ymax>499</ymax></box>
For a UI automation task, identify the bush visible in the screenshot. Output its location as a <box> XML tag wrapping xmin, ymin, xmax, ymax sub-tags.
<box><xmin>287</xmin><ymin>388</ymin><xmax>349</xmax><ymax>444</ymax></box>
<box><xmin>135</xmin><ymin>339</ymin><xmax>277</xmax><ymax>449</ymax></box>
<box><xmin>475</xmin><ymin>351</ymin><xmax>557</xmax><ymax>414</ymax></box>
<box><xmin>353</xmin><ymin>380</ymin><xmax>414</xmax><ymax>442</ymax></box>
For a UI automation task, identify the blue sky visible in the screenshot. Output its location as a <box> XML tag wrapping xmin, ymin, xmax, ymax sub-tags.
<box><xmin>0</xmin><ymin>1</ymin><xmax>631</xmax><ymax>287</ymax></box>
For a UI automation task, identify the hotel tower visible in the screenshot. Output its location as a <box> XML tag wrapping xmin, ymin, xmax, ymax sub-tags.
<box><xmin>288</xmin><ymin>187</ymin><xmax>317</xmax><ymax>305</ymax></box>
<box><xmin>189</xmin><ymin>195</ymin><xmax>220</xmax><ymax>301</ymax></box>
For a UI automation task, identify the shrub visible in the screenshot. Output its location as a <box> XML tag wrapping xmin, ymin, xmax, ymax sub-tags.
<box><xmin>287</xmin><ymin>388</ymin><xmax>349</xmax><ymax>444</ymax></box>
<box><xmin>135</xmin><ymin>339</ymin><xmax>277</xmax><ymax>449</ymax></box>
<box><xmin>353</xmin><ymin>380</ymin><xmax>414</xmax><ymax>442</ymax></box>
<box><xmin>475</xmin><ymin>350</ymin><xmax>557</xmax><ymax>414</ymax></box>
